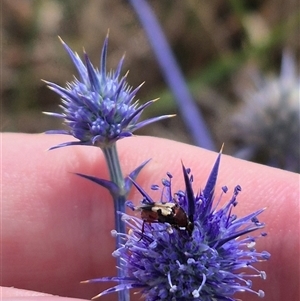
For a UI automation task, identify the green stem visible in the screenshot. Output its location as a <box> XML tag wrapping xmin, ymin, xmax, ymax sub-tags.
<box><xmin>102</xmin><ymin>143</ymin><xmax>129</xmax><ymax>301</ymax></box>
<box><xmin>103</xmin><ymin>144</ymin><xmax>126</xmax><ymax>194</ymax></box>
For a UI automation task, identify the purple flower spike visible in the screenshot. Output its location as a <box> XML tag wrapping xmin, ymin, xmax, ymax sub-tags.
<box><xmin>86</xmin><ymin>152</ymin><xmax>270</xmax><ymax>300</ymax></box>
<box><xmin>44</xmin><ymin>35</ymin><xmax>174</xmax><ymax>149</ymax></box>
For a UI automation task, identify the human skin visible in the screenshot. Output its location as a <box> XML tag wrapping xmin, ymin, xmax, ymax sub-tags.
<box><xmin>1</xmin><ymin>133</ymin><xmax>299</xmax><ymax>301</ymax></box>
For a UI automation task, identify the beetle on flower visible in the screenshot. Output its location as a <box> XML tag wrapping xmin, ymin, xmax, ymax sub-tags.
<box><xmin>126</xmin><ymin>179</ymin><xmax>194</xmax><ymax>236</ymax></box>
<box><xmin>83</xmin><ymin>151</ymin><xmax>270</xmax><ymax>300</ymax></box>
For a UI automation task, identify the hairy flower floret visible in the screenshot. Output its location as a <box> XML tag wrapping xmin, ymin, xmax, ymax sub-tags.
<box><xmin>85</xmin><ymin>153</ymin><xmax>270</xmax><ymax>300</ymax></box>
<box><xmin>44</xmin><ymin>35</ymin><xmax>172</xmax><ymax>149</ymax></box>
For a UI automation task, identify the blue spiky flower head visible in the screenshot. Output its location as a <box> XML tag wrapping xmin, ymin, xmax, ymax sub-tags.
<box><xmin>44</xmin><ymin>35</ymin><xmax>172</xmax><ymax>149</ymax></box>
<box><xmin>232</xmin><ymin>50</ymin><xmax>300</xmax><ymax>172</ymax></box>
<box><xmin>85</xmin><ymin>152</ymin><xmax>270</xmax><ymax>300</ymax></box>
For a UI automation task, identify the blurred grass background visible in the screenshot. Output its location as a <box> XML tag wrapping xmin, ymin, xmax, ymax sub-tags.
<box><xmin>2</xmin><ymin>0</ymin><xmax>299</xmax><ymax>154</ymax></box>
